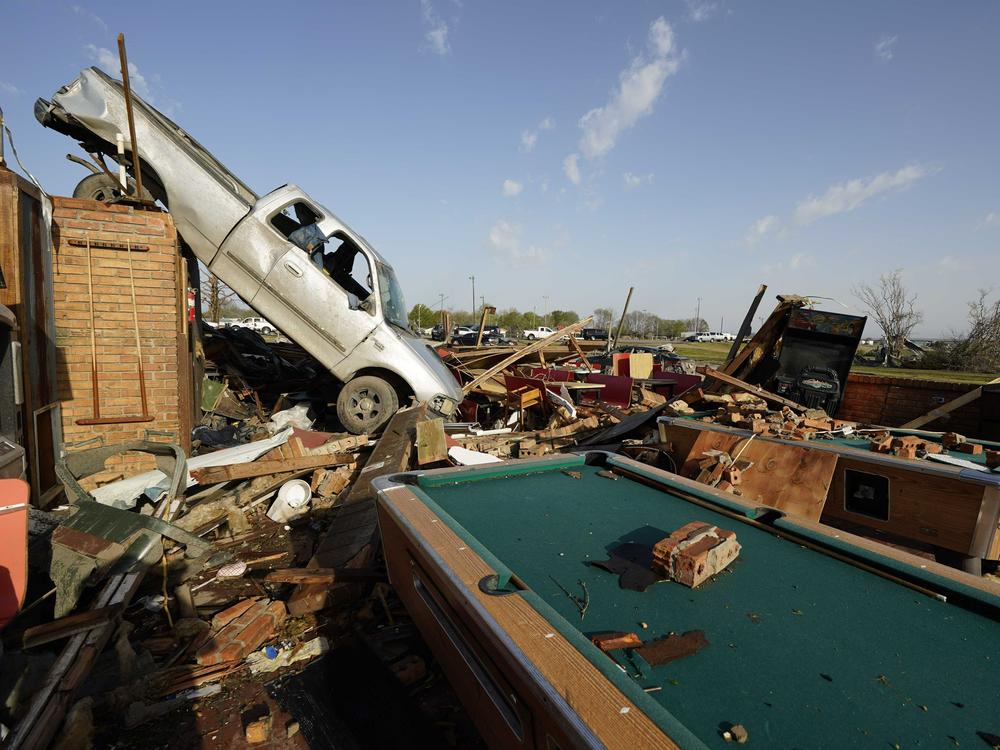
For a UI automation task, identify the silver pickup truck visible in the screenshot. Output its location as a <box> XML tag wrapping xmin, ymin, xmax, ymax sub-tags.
<box><xmin>36</xmin><ymin>68</ymin><xmax>462</xmax><ymax>433</ymax></box>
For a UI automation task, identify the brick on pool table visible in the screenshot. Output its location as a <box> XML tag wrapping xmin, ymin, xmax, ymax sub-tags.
<box><xmin>651</xmin><ymin>522</ymin><xmax>741</xmax><ymax>588</ymax></box>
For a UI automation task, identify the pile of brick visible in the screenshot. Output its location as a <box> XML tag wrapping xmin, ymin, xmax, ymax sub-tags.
<box><xmin>667</xmin><ymin>389</ymin><xmax>850</xmax><ymax>441</ymax></box>
<box><xmin>691</xmin><ymin>450</ymin><xmax>753</xmax><ymax>495</ymax></box>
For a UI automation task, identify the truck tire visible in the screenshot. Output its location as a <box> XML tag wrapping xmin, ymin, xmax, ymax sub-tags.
<box><xmin>526</xmin><ymin>333</ymin><xmax>535</xmax><ymax>340</ymax></box>
<box><xmin>262</xmin><ymin>327</ymin><xmax>275</xmax><ymax>335</ymax></box>
<box><xmin>336</xmin><ymin>376</ymin><xmax>399</xmax><ymax>434</ymax></box>
<box><xmin>72</xmin><ymin>173</ymin><xmax>153</xmax><ymax>202</ymax></box>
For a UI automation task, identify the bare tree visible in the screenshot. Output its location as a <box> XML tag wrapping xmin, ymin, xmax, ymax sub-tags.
<box><xmin>853</xmin><ymin>269</ymin><xmax>923</xmax><ymax>363</ymax></box>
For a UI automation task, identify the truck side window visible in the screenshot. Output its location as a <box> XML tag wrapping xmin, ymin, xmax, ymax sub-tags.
<box><xmin>271</xmin><ymin>202</ymin><xmax>321</xmax><ymax>239</ymax></box>
<box><xmin>316</xmin><ymin>233</ymin><xmax>373</xmax><ymax>302</ymax></box>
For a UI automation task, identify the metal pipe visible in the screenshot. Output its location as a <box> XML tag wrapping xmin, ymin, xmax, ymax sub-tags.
<box><xmin>0</xmin><ymin>105</ymin><xmax>5</xmax><ymax>167</ymax></box>
<box><xmin>116</xmin><ymin>133</ymin><xmax>127</xmax><ymax>190</ymax></box>
<box><xmin>117</xmin><ymin>33</ymin><xmax>144</xmax><ymax>200</ymax></box>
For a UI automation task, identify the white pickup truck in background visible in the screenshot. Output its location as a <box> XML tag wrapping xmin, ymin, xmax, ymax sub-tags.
<box><xmin>522</xmin><ymin>326</ymin><xmax>555</xmax><ymax>340</ymax></box>
<box><xmin>237</xmin><ymin>317</ymin><xmax>276</xmax><ymax>335</ymax></box>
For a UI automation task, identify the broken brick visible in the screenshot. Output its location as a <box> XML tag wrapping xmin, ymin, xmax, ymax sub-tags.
<box><xmin>651</xmin><ymin>522</ymin><xmax>741</xmax><ymax>588</ymax></box>
<box><xmin>953</xmin><ymin>442</ymin><xmax>983</xmax><ymax>456</ymax></box>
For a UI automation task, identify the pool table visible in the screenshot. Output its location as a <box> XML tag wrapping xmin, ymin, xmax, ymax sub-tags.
<box><xmin>659</xmin><ymin>417</ymin><xmax>1000</xmax><ymax>573</ymax></box>
<box><xmin>374</xmin><ymin>452</ymin><xmax>1000</xmax><ymax>750</ymax></box>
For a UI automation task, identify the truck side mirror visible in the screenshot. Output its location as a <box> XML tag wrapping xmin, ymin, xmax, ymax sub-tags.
<box><xmin>347</xmin><ymin>293</ymin><xmax>361</xmax><ymax>311</ymax></box>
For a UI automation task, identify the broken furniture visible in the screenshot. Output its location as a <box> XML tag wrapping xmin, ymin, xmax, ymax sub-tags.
<box><xmin>659</xmin><ymin>416</ymin><xmax>1000</xmax><ymax>575</ymax></box>
<box><xmin>51</xmin><ymin>440</ymin><xmax>209</xmax><ymax>615</ymax></box>
<box><xmin>374</xmin><ymin>451</ymin><xmax>1000</xmax><ymax>750</ymax></box>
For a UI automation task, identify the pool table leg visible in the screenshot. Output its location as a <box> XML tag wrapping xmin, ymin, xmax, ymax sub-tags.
<box><xmin>934</xmin><ymin>549</ymin><xmax>982</xmax><ymax>576</ymax></box>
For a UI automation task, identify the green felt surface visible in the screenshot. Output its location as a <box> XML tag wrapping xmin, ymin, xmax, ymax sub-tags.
<box><xmin>412</xmin><ymin>458</ymin><xmax>1000</xmax><ymax>749</ymax></box>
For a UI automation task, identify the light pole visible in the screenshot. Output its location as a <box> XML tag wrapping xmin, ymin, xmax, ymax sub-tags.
<box><xmin>695</xmin><ymin>297</ymin><xmax>702</xmax><ymax>333</ymax></box>
<box><xmin>543</xmin><ymin>295</ymin><xmax>549</xmax><ymax>327</ymax></box>
<box><xmin>469</xmin><ymin>275</ymin><xmax>475</xmax><ymax>316</ymax></box>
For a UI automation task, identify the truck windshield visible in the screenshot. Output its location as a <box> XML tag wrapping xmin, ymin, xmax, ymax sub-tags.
<box><xmin>376</xmin><ymin>262</ymin><xmax>409</xmax><ymax>330</ymax></box>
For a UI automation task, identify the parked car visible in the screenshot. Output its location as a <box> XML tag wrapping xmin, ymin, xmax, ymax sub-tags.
<box><xmin>236</xmin><ymin>316</ymin><xmax>276</xmax><ymax>335</ymax></box>
<box><xmin>580</xmin><ymin>328</ymin><xmax>609</xmax><ymax>341</ymax></box>
<box><xmin>431</xmin><ymin>324</ymin><xmax>447</xmax><ymax>341</ymax></box>
<box><xmin>685</xmin><ymin>332</ymin><xmax>714</xmax><ymax>342</ymax></box>
<box><xmin>451</xmin><ymin>330</ymin><xmax>501</xmax><ymax>347</ymax></box>
<box><xmin>37</xmin><ymin>67</ymin><xmax>464</xmax><ymax>433</ymax></box>
<box><xmin>523</xmin><ymin>326</ymin><xmax>555</xmax><ymax>340</ymax></box>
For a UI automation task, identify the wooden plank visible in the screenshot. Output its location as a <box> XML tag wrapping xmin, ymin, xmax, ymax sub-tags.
<box><xmin>900</xmin><ymin>377</ymin><xmax>1000</xmax><ymax>429</ymax></box>
<box><xmin>462</xmin><ymin>317</ymin><xmax>593</xmax><ymax>393</ymax></box>
<box><xmin>725</xmin><ymin>284</ymin><xmax>767</xmax><ymax>366</ymax></box>
<box><xmin>263</xmin><ymin>567</ymin><xmax>385</xmax><ymax>585</ymax></box>
<box><xmin>287</xmin><ymin>403</ymin><xmax>427</xmax><ymax>615</ymax></box>
<box><xmin>190</xmin><ymin>453</ymin><xmax>354</xmax><ymax>484</ymax></box>
<box><xmin>681</xmin><ymin>430</ymin><xmax>837</xmax><ymax>522</ymax></box>
<box><xmin>415</xmin><ymin>417</ymin><xmax>449</xmax><ymax>466</ymax></box>
<box><xmin>21</xmin><ymin>604</ymin><xmax>123</xmax><ymax>649</ymax></box>
<box><xmin>697</xmin><ymin>365</ymin><xmax>808</xmax><ymax>411</ymax></box>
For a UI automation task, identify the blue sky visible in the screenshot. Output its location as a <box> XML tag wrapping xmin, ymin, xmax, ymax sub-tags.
<box><xmin>2</xmin><ymin>1</ymin><xmax>998</xmax><ymax>336</ymax></box>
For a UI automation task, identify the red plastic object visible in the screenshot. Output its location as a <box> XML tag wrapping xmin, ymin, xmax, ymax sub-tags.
<box><xmin>579</xmin><ymin>374</ymin><xmax>633</xmax><ymax>409</ymax></box>
<box><xmin>0</xmin><ymin>479</ymin><xmax>30</xmax><ymax>630</ymax></box>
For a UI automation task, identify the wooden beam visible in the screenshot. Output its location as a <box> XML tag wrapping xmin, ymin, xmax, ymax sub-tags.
<box><xmin>190</xmin><ymin>453</ymin><xmax>354</xmax><ymax>485</ymax></box>
<box><xmin>725</xmin><ymin>284</ymin><xmax>767</xmax><ymax>366</ymax></box>
<box><xmin>264</xmin><ymin>568</ymin><xmax>385</xmax><ymax>585</ymax></box>
<box><xmin>21</xmin><ymin>605</ymin><xmax>123</xmax><ymax>649</ymax></box>
<box><xmin>462</xmin><ymin>317</ymin><xmax>593</xmax><ymax>394</ymax></box>
<box><xmin>415</xmin><ymin>417</ymin><xmax>449</xmax><ymax>466</ymax></box>
<box><xmin>901</xmin><ymin>376</ymin><xmax>1000</xmax><ymax>429</ymax></box>
<box><xmin>697</xmin><ymin>366</ymin><xmax>807</xmax><ymax>411</ymax></box>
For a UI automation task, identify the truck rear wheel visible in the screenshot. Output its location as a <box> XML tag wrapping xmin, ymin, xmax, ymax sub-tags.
<box><xmin>336</xmin><ymin>376</ymin><xmax>399</xmax><ymax>434</ymax></box>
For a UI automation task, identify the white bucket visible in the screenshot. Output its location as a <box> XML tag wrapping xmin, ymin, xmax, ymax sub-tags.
<box><xmin>266</xmin><ymin>479</ymin><xmax>312</xmax><ymax>523</ymax></box>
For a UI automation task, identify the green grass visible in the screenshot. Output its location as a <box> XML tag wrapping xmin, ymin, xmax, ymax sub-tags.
<box><xmin>661</xmin><ymin>341</ymin><xmax>995</xmax><ymax>385</ymax></box>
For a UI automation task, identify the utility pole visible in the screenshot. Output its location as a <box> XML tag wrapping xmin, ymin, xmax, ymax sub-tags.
<box><xmin>695</xmin><ymin>297</ymin><xmax>702</xmax><ymax>333</ymax></box>
<box><xmin>469</xmin><ymin>275</ymin><xmax>475</xmax><ymax>316</ymax></box>
<box><xmin>543</xmin><ymin>295</ymin><xmax>549</xmax><ymax>327</ymax></box>
<box><xmin>480</xmin><ymin>295</ymin><xmax>485</xmax><ymax>312</ymax></box>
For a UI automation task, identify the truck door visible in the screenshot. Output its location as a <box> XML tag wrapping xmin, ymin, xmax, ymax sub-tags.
<box><xmin>250</xmin><ymin>206</ymin><xmax>379</xmax><ymax>375</ymax></box>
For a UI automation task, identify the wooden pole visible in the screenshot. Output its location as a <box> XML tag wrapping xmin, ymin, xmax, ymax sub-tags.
<box><xmin>117</xmin><ymin>33</ymin><xmax>144</xmax><ymax>200</ymax></box>
<box><xmin>900</xmin><ymin>376</ymin><xmax>1000</xmax><ymax>429</ymax></box>
<box><xmin>725</xmin><ymin>284</ymin><xmax>767</xmax><ymax>366</ymax></box>
<box><xmin>612</xmin><ymin>287</ymin><xmax>634</xmax><ymax>351</ymax></box>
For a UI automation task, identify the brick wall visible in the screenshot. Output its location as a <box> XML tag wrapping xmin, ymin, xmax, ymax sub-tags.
<box><xmin>838</xmin><ymin>373</ymin><xmax>981</xmax><ymax>435</ymax></box>
<box><xmin>51</xmin><ymin>197</ymin><xmax>189</xmax><ymax>481</ymax></box>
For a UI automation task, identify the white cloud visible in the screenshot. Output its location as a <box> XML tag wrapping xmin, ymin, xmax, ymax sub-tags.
<box><xmin>762</xmin><ymin>252</ymin><xmax>812</xmax><ymax>274</ymax></box>
<box><xmin>623</xmin><ymin>172</ymin><xmax>654</xmax><ymax>189</ymax></box>
<box><xmin>563</xmin><ymin>154</ymin><xmax>582</xmax><ymax>185</ymax></box>
<box><xmin>745</xmin><ymin>215</ymin><xmax>779</xmax><ymax>244</ymax></box>
<box><xmin>875</xmin><ymin>34</ymin><xmax>898</xmax><ymax>62</ymax></box>
<box><xmin>978</xmin><ymin>211</ymin><xmax>1000</xmax><ymax>229</ymax></box>
<box><xmin>686</xmin><ymin>0</ymin><xmax>720</xmax><ymax>23</ymax></box>
<box><xmin>502</xmin><ymin>179</ymin><xmax>524</xmax><ymax>197</ymax></box>
<box><xmin>939</xmin><ymin>255</ymin><xmax>962</xmax><ymax>270</ymax></box>
<box><xmin>793</xmin><ymin>165</ymin><xmax>930</xmax><ymax>225</ymax></box>
<box><xmin>487</xmin><ymin>220</ymin><xmax>549</xmax><ymax>262</ymax></box>
<box><xmin>85</xmin><ymin>44</ymin><xmax>152</xmax><ymax>100</ymax></box>
<box><xmin>72</xmin><ymin>5</ymin><xmax>108</xmax><ymax>31</ymax></box>
<box><xmin>576</xmin><ymin>17</ymin><xmax>681</xmax><ymax>161</ymax></box>
<box><xmin>421</xmin><ymin>0</ymin><xmax>450</xmax><ymax>56</ymax></box>
<box><xmin>520</xmin><ymin>116</ymin><xmax>555</xmax><ymax>152</ymax></box>
<box><xmin>0</xmin><ymin>80</ymin><xmax>22</xmax><ymax>96</ymax></box>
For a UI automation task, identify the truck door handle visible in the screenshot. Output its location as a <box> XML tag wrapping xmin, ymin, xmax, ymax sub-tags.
<box><xmin>283</xmin><ymin>261</ymin><xmax>303</xmax><ymax>277</ymax></box>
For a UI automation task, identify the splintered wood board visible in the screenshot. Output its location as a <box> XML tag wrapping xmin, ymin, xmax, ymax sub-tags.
<box><xmin>681</xmin><ymin>431</ymin><xmax>836</xmax><ymax>522</ymax></box>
